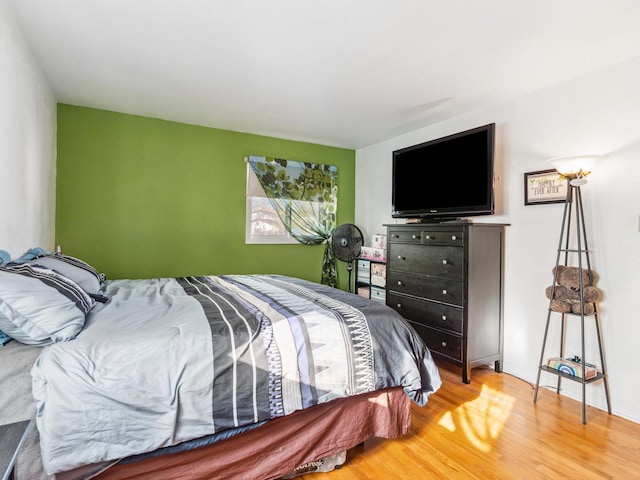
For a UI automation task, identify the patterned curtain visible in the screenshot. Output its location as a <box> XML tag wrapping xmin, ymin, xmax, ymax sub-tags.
<box><xmin>247</xmin><ymin>155</ymin><xmax>338</xmax><ymax>287</ymax></box>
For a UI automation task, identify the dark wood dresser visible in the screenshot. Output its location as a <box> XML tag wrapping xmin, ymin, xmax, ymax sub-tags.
<box><xmin>385</xmin><ymin>222</ymin><xmax>507</xmax><ymax>383</ymax></box>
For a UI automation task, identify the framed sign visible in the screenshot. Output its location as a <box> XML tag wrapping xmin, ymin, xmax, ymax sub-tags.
<box><xmin>524</xmin><ymin>169</ymin><xmax>568</xmax><ymax>205</ymax></box>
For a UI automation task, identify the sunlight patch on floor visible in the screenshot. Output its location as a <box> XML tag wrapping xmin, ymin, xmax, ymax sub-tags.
<box><xmin>438</xmin><ymin>383</ymin><xmax>515</xmax><ymax>452</ymax></box>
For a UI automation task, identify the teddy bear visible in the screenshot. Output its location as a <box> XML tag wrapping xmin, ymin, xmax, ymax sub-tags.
<box><xmin>545</xmin><ymin>265</ymin><xmax>601</xmax><ymax>316</ymax></box>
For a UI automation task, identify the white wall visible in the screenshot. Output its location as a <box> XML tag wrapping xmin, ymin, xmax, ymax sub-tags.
<box><xmin>0</xmin><ymin>3</ymin><xmax>56</xmax><ymax>259</ymax></box>
<box><xmin>356</xmin><ymin>56</ymin><xmax>640</xmax><ymax>423</ymax></box>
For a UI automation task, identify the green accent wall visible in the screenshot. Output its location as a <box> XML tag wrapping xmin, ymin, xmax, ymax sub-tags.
<box><xmin>56</xmin><ymin>105</ymin><xmax>356</xmax><ymax>287</ymax></box>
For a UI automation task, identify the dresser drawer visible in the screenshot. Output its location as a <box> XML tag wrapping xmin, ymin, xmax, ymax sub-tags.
<box><xmin>388</xmin><ymin>229</ymin><xmax>424</xmax><ymax>244</ymax></box>
<box><xmin>389</xmin><ymin>243</ymin><xmax>463</xmax><ymax>280</ymax></box>
<box><xmin>388</xmin><ymin>228</ymin><xmax>464</xmax><ymax>246</ymax></box>
<box><xmin>420</xmin><ymin>230</ymin><xmax>463</xmax><ymax>246</ymax></box>
<box><xmin>387</xmin><ymin>292</ymin><xmax>463</xmax><ymax>334</ymax></box>
<box><xmin>387</xmin><ymin>271</ymin><xmax>463</xmax><ymax>306</ymax></box>
<box><xmin>408</xmin><ymin>322</ymin><xmax>462</xmax><ymax>362</ymax></box>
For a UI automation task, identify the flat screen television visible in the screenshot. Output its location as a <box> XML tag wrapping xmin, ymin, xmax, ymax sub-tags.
<box><xmin>391</xmin><ymin>123</ymin><xmax>495</xmax><ymax>221</ymax></box>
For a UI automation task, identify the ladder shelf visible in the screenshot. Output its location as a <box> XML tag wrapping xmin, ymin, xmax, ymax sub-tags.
<box><xmin>532</xmin><ymin>181</ymin><xmax>611</xmax><ymax>424</ymax></box>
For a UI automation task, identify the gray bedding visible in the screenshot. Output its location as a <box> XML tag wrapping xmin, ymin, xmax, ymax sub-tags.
<box><xmin>9</xmin><ymin>274</ymin><xmax>441</xmax><ymax>476</ymax></box>
<box><xmin>0</xmin><ymin>339</ymin><xmax>49</xmax><ymax>479</ymax></box>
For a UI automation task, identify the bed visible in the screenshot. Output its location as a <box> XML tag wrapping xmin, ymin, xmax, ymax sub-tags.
<box><xmin>0</xmin><ymin>253</ymin><xmax>441</xmax><ymax>480</ymax></box>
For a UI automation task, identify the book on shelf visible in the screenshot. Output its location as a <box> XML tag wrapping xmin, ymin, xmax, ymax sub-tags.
<box><xmin>546</xmin><ymin>356</ymin><xmax>598</xmax><ymax>379</ymax></box>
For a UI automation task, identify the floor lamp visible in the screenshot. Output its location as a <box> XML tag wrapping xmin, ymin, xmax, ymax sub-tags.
<box><xmin>533</xmin><ymin>155</ymin><xmax>611</xmax><ymax>424</ymax></box>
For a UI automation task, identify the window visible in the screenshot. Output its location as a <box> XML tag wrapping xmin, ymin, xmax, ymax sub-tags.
<box><xmin>244</xmin><ymin>155</ymin><xmax>338</xmax><ymax>286</ymax></box>
<box><xmin>246</xmin><ymin>164</ymin><xmax>296</xmax><ymax>244</ymax></box>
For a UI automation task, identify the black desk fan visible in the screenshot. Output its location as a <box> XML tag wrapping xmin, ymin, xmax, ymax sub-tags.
<box><xmin>331</xmin><ymin>223</ymin><xmax>363</xmax><ymax>292</ymax></box>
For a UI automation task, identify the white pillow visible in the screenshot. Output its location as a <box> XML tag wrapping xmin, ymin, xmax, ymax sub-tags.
<box><xmin>0</xmin><ymin>264</ymin><xmax>95</xmax><ymax>345</ymax></box>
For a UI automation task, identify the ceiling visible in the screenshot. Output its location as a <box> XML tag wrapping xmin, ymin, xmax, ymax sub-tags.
<box><xmin>5</xmin><ymin>0</ymin><xmax>640</xmax><ymax>149</ymax></box>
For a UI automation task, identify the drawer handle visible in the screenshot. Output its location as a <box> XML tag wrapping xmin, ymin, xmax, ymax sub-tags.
<box><xmin>412</xmin><ymin>234</ymin><xmax>418</xmax><ymax>239</ymax></box>
<box><xmin>441</xmin><ymin>341</ymin><xmax>447</xmax><ymax>347</ymax></box>
<box><xmin>441</xmin><ymin>315</ymin><xmax>447</xmax><ymax>321</ymax></box>
<box><xmin>451</xmin><ymin>235</ymin><xmax>457</xmax><ymax>241</ymax></box>
<box><xmin>398</xmin><ymin>255</ymin><xmax>405</xmax><ymax>260</ymax></box>
<box><xmin>397</xmin><ymin>280</ymin><xmax>403</xmax><ymax>286</ymax></box>
<box><xmin>442</xmin><ymin>289</ymin><xmax>447</xmax><ymax>295</ymax></box>
<box><xmin>442</xmin><ymin>259</ymin><xmax>448</xmax><ymax>265</ymax></box>
<box><xmin>392</xmin><ymin>234</ymin><xmax>399</xmax><ymax>239</ymax></box>
<box><xmin>397</xmin><ymin>303</ymin><xmax>402</xmax><ymax>309</ymax></box>
<box><xmin>425</xmin><ymin>235</ymin><xmax>431</xmax><ymax>240</ymax></box>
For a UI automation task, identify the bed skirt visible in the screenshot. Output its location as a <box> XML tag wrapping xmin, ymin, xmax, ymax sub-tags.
<box><xmin>74</xmin><ymin>386</ymin><xmax>410</xmax><ymax>480</ymax></box>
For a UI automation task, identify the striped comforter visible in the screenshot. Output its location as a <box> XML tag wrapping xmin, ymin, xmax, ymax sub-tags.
<box><xmin>31</xmin><ymin>275</ymin><xmax>441</xmax><ymax>475</ymax></box>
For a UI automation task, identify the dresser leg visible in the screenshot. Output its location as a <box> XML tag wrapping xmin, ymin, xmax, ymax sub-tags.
<box><xmin>463</xmin><ymin>365</ymin><xmax>471</xmax><ymax>384</ymax></box>
<box><xmin>495</xmin><ymin>359</ymin><xmax>503</xmax><ymax>373</ymax></box>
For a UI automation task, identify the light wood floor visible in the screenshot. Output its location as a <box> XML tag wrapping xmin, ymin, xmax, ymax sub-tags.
<box><xmin>301</xmin><ymin>360</ymin><xmax>640</xmax><ymax>479</ymax></box>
